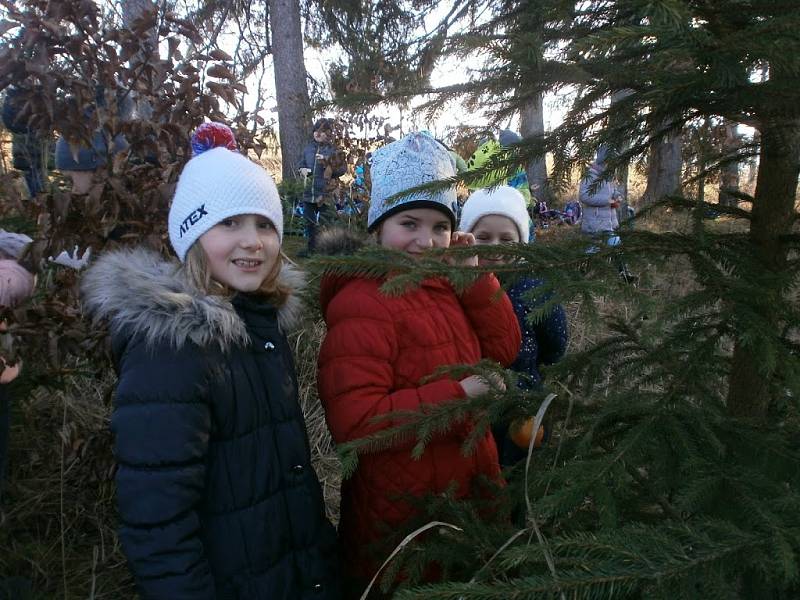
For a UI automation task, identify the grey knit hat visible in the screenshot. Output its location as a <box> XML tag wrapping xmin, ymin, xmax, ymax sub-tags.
<box><xmin>367</xmin><ymin>132</ymin><xmax>458</xmax><ymax>232</ymax></box>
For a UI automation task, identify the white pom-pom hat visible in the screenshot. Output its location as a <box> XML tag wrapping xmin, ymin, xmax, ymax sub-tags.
<box><xmin>168</xmin><ymin>123</ymin><xmax>283</xmax><ymax>262</ymax></box>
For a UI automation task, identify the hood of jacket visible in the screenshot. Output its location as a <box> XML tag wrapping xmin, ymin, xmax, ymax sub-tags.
<box><xmin>314</xmin><ymin>227</ymin><xmax>371</xmax><ymax>316</ymax></box>
<box><xmin>80</xmin><ymin>246</ymin><xmax>305</xmax><ymax>351</ymax></box>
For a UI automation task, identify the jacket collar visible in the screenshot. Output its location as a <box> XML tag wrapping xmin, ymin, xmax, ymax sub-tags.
<box><xmin>80</xmin><ymin>247</ymin><xmax>305</xmax><ymax>351</ymax></box>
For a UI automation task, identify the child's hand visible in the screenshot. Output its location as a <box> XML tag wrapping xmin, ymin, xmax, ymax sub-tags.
<box><xmin>447</xmin><ymin>231</ymin><xmax>478</xmax><ymax>266</ymax></box>
<box><xmin>459</xmin><ymin>374</ymin><xmax>506</xmax><ymax>398</ymax></box>
<box><xmin>0</xmin><ymin>360</ymin><xmax>21</xmax><ymax>384</ymax></box>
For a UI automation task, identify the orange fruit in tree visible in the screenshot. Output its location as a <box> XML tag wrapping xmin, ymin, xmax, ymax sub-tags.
<box><xmin>509</xmin><ymin>418</ymin><xmax>545</xmax><ymax>449</ymax></box>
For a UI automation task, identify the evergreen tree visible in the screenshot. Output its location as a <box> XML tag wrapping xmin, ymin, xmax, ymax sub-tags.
<box><xmin>312</xmin><ymin>1</ymin><xmax>800</xmax><ymax>597</ymax></box>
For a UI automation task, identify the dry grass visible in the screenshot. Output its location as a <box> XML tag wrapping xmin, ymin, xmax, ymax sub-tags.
<box><xmin>289</xmin><ymin>319</ymin><xmax>341</xmax><ymax>526</ymax></box>
<box><xmin>1</xmin><ymin>370</ymin><xmax>133</xmax><ymax>599</ymax></box>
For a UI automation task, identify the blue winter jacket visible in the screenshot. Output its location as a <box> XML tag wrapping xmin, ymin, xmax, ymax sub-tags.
<box><xmin>81</xmin><ymin>248</ymin><xmax>341</xmax><ymax>600</ymax></box>
<box><xmin>508</xmin><ymin>277</ymin><xmax>568</xmax><ymax>390</ymax></box>
<box><xmin>495</xmin><ymin>277</ymin><xmax>568</xmax><ymax>466</ymax></box>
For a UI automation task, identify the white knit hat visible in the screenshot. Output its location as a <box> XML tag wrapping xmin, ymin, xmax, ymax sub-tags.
<box><xmin>367</xmin><ymin>132</ymin><xmax>458</xmax><ymax>232</ymax></box>
<box><xmin>459</xmin><ymin>185</ymin><xmax>531</xmax><ymax>243</ymax></box>
<box><xmin>168</xmin><ymin>123</ymin><xmax>283</xmax><ymax>262</ymax></box>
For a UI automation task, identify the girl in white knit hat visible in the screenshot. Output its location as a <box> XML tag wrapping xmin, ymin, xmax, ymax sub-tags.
<box><xmin>81</xmin><ymin>123</ymin><xmax>341</xmax><ymax>599</ymax></box>
<box><xmin>460</xmin><ymin>185</ymin><xmax>569</xmax><ymax>466</ymax></box>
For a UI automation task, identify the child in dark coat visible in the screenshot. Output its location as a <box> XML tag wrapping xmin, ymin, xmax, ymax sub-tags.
<box><xmin>297</xmin><ymin>118</ymin><xmax>346</xmax><ymax>254</ymax></box>
<box><xmin>460</xmin><ymin>185</ymin><xmax>568</xmax><ymax>466</ymax></box>
<box><xmin>82</xmin><ymin>123</ymin><xmax>341</xmax><ymax>600</ymax></box>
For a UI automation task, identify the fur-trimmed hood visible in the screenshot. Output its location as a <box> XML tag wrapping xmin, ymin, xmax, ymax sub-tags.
<box><xmin>314</xmin><ymin>226</ymin><xmax>367</xmax><ymax>257</ymax></box>
<box><xmin>315</xmin><ymin>227</ymin><xmax>371</xmax><ymax>316</ymax></box>
<box><xmin>80</xmin><ymin>247</ymin><xmax>305</xmax><ymax>351</ymax></box>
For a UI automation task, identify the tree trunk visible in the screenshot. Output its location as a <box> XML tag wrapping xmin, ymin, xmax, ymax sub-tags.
<box><xmin>746</xmin><ymin>130</ymin><xmax>760</xmax><ymax>188</ymax></box>
<box><xmin>610</xmin><ymin>90</ymin><xmax>633</xmax><ymax>221</ymax></box>
<box><xmin>121</xmin><ymin>0</ymin><xmax>158</xmax><ymax>120</ymax></box>
<box><xmin>268</xmin><ymin>0</ymin><xmax>311</xmax><ymax>181</ymax></box>
<box><xmin>727</xmin><ymin>117</ymin><xmax>800</xmax><ymax>421</ymax></box>
<box><xmin>121</xmin><ymin>0</ymin><xmax>158</xmax><ymax>60</ymax></box>
<box><xmin>718</xmin><ymin>120</ymin><xmax>740</xmax><ymax>208</ymax></box>
<box><xmin>640</xmin><ymin>127</ymin><xmax>683</xmax><ymax>206</ymax></box>
<box><xmin>519</xmin><ymin>93</ymin><xmax>552</xmax><ymax>203</ymax></box>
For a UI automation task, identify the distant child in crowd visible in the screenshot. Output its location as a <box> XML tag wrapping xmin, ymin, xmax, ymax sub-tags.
<box><xmin>298</xmin><ymin>118</ymin><xmax>346</xmax><ymax>255</ymax></box>
<box><xmin>579</xmin><ymin>146</ymin><xmax>637</xmax><ymax>283</ymax></box>
<box><xmin>579</xmin><ymin>146</ymin><xmax>621</xmax><ymax>236</ymax></box>
<box><xmin>81</xmin><ymin>123</ymin><xmax>341</xmax><ymax>599</ymax></box>
<box><xmin>316</xmin><ymin>133</ymin><xmax>522</xmax><ymax>596</ymax></box>
<box><xmin>460</xmin><ymin>186</ymin><xmax>568</xmax><ymax>466</ymax></box>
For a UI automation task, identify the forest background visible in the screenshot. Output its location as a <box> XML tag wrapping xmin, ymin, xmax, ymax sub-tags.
<box><xmin>0</xmin><ymin>0</ymin><xmax>798</xmax><ymax>598</ymax></box>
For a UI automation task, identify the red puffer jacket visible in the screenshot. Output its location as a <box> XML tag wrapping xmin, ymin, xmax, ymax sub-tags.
<box><xmin>318</xmin><ymin>271</ymin><xmax>521</xmax><ymax>580</ymax></box>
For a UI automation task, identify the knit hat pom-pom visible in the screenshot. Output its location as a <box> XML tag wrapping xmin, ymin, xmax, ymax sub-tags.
<box><xmin>191</xmin><ymin>122</ymin><xmax>238</xmax><ymax>156</ymax></box>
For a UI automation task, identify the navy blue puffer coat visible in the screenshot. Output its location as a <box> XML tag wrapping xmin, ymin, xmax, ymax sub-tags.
<box><xmin>81</xmin><ymin>248</ymin><xmax>341</xmax><ymax>600</ymax></box>
<box><xmin>507</xmin><ymin>277</ymin><xmax>568</xmax><ymax>390</ymax></box>
<box><xmin>494</xmin><ymin>276</ymin><xmax>568</xmax><ymax>467</ymax></box>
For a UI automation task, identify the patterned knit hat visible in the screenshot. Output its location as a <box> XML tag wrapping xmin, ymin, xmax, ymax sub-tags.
<box><xmin>367</xmin><ymin>132</ymin><xmax>457</xmax><ymax>232</ymax></box>
<box><xmin>168</xmin><ymin>123</ymin><xmax>283</xmax><ymax>262</ymax></box>
<box><xmin>459</xmin><ymin>185</ymin><xmax>531</xmax><ymax>243</ymax></box>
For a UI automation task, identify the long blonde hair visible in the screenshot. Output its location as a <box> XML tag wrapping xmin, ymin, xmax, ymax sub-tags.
<box><xmin>181</xmin><ymin>242</ymin><xmax>291</xmax><ymax>307</ymax></box>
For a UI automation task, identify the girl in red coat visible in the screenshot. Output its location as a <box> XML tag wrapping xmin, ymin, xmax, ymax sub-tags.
<box><xmin>316</xmin><ymin>132</ymin><xmax>522</xmax><ymax>596</ymax></box>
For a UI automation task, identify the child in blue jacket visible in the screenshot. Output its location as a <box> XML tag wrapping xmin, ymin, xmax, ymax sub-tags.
<box><xmin>460</xmin><ymin>185</ymin><xmax>568</xmax><ymax>466</ymax></box>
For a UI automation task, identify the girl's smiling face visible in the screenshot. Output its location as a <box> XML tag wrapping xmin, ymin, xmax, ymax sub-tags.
<box><xmin>377</xmin><ymin>208</ymin><xmax>452</xmax><ymax>256</ymax></box>
<box><xmin>199</xmin><ymin>214</ymin><xmax>280</xmax><ymax>292</ymax></box>
<box><xmin>471</xmin><ymin>214</ymin><xmax>521</xmax><ymax>266</ymax></box>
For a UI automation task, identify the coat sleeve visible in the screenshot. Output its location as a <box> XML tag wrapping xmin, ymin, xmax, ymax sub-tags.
<box><xmin>516</xmin><ymin>280</ymin><xmax>568</xmax><ymax>367</ymax></box>
<box><xmin>459</xmin><ymin>274</ymin><xmax>522</xmax><ymax>367</ymax></box>
<box><xmin>318</xmin><ymin>290</ymin><xmax>466</xmax><ymax>444</ymax></box>
<box><xmin>535</xmin><ymin>302</ymin><xmax>568</xmax><ymax>366</ymax></box>
<box><xmin>112</xmin><ymin>337</ymin><xmax>216</xmax><ymax>600</ymax></box>
<box><xmin>579</xmin><ymin>169</ymin><xmax>616</xmax><ymax>207</ymax></box>
<box><xmin>297</xmin><ymin>144</ymin><xmax>310</xmax><ymax>170</ymax></box>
